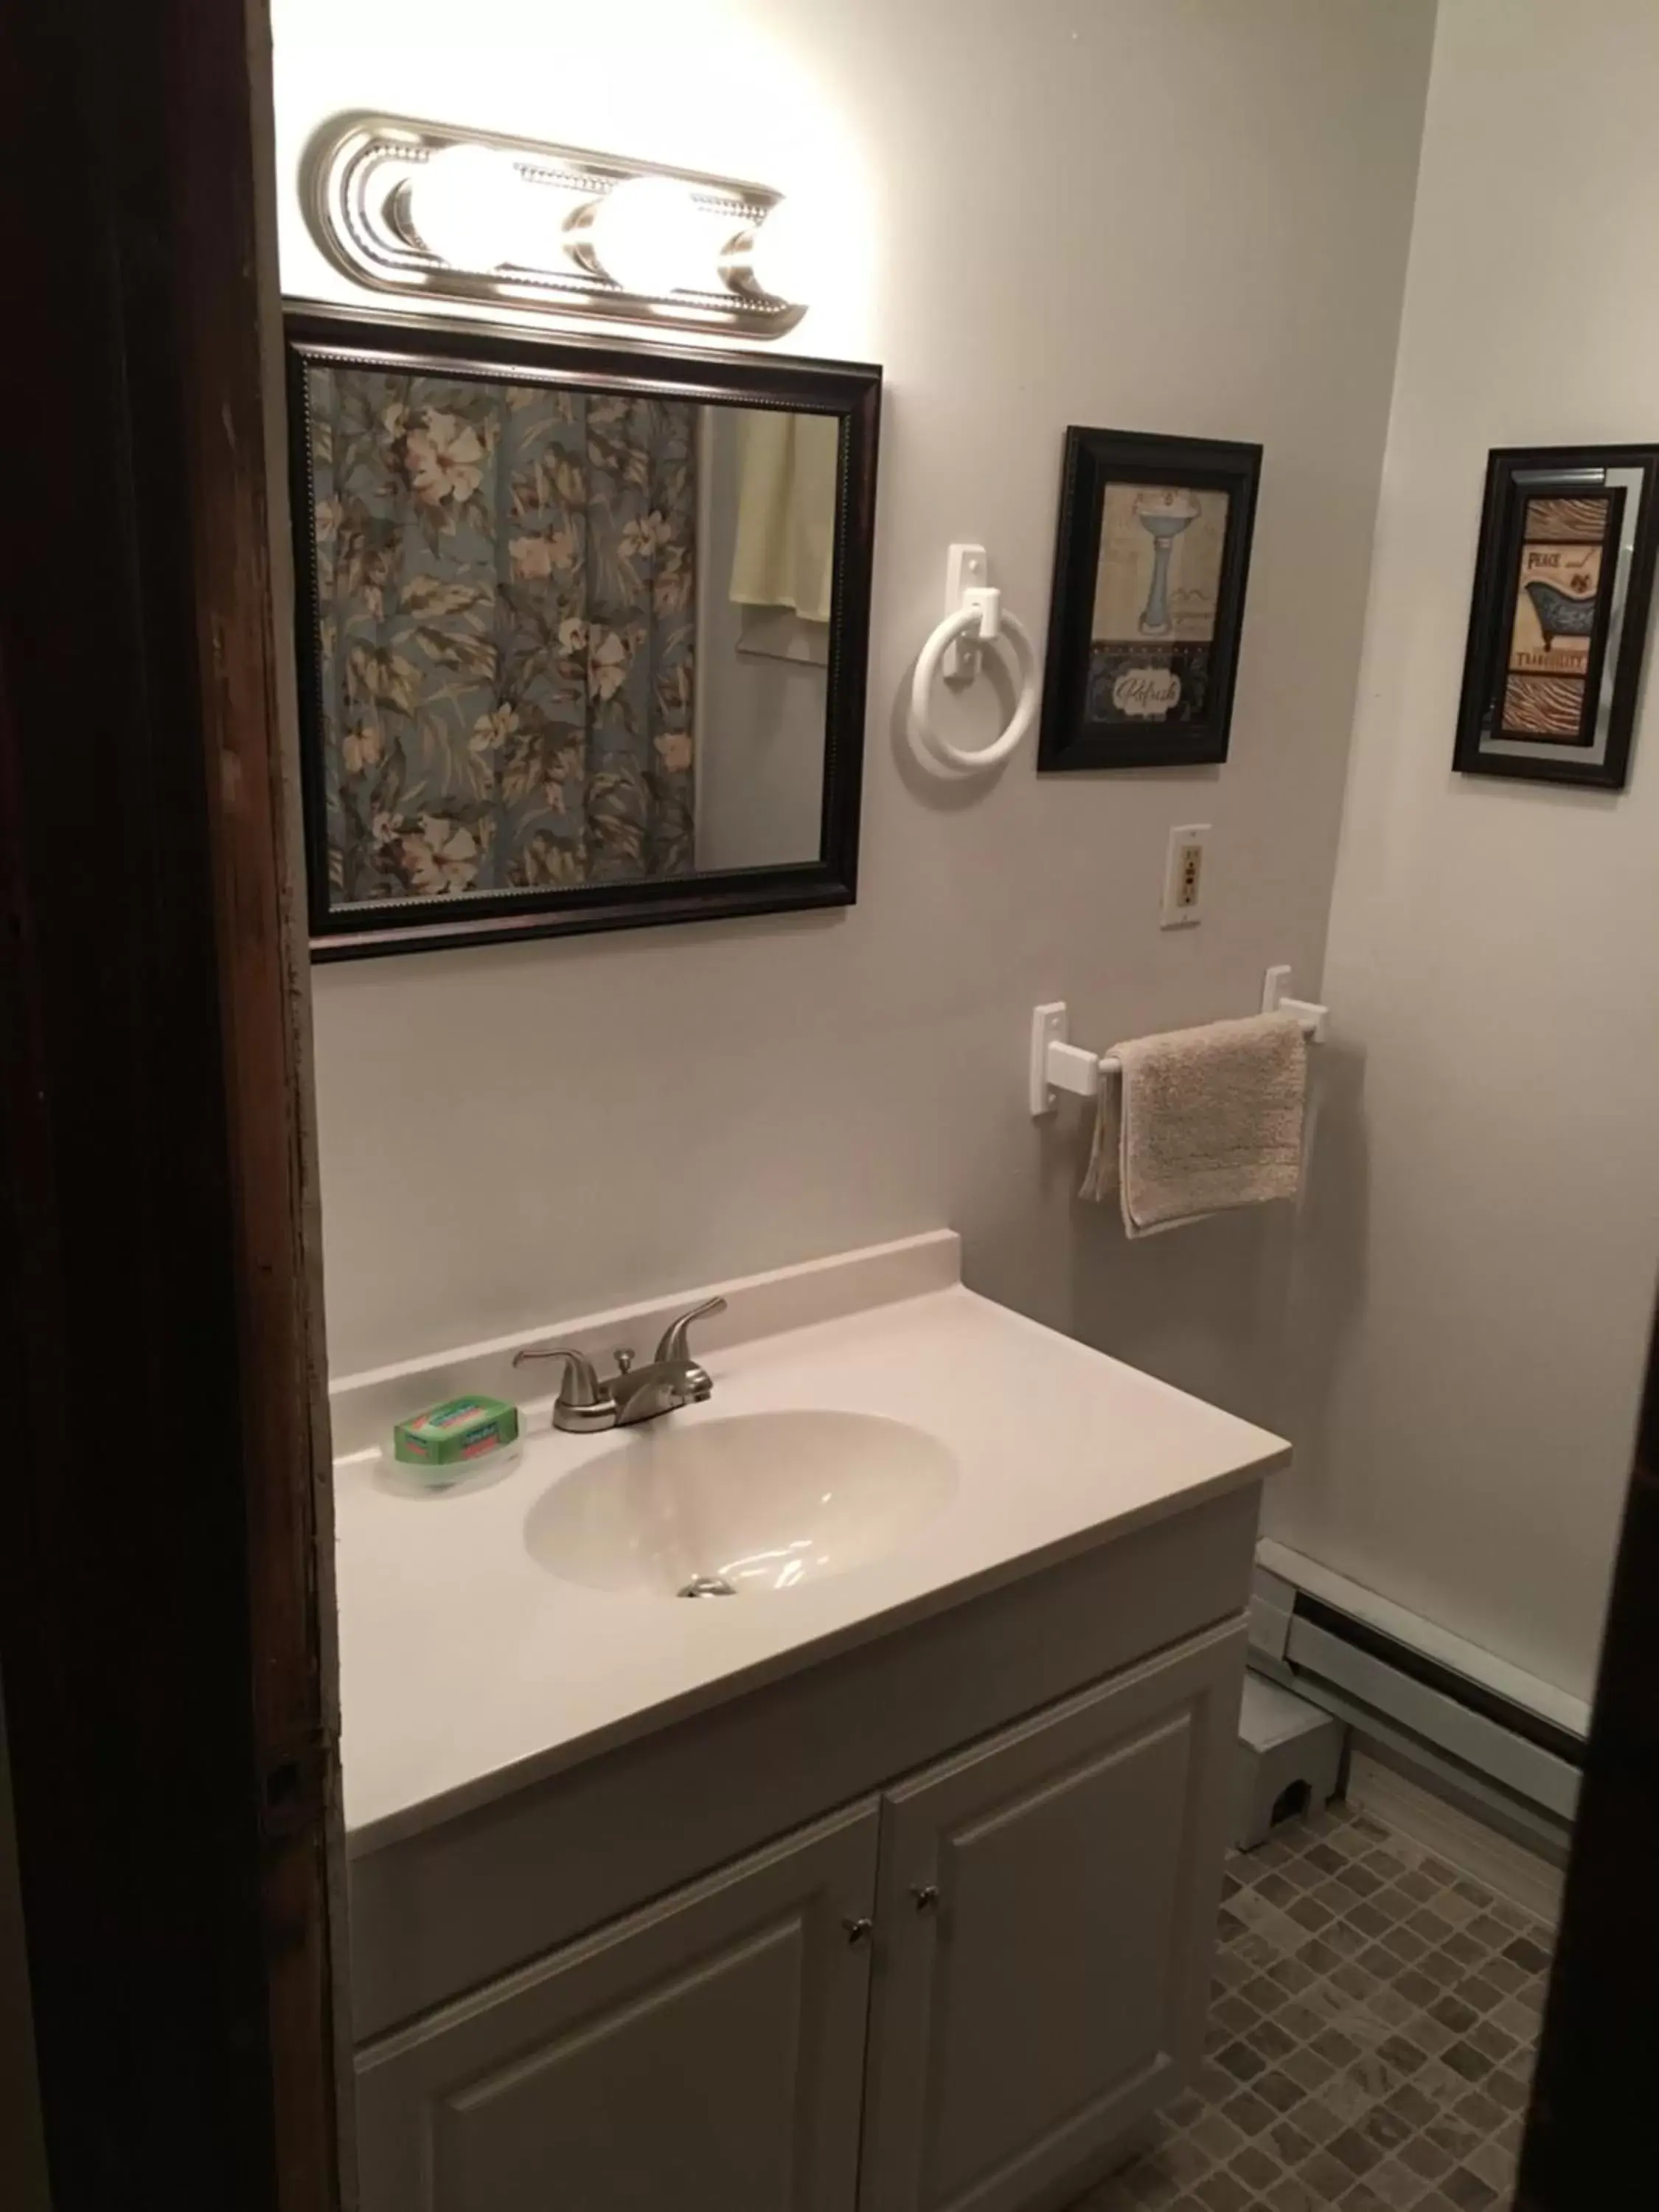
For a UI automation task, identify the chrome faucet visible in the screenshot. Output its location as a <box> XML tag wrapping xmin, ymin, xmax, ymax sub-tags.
<box><xmin>513</xmin><ymin>1296</ymin><xmax>728</xmax><ymax>1434</ymax></box>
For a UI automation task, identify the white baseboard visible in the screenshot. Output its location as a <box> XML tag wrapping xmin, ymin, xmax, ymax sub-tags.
<box><xmin>1257</xmin><ymin>1540</ymin><xmax>1590</xmax><ymax>1739</ymax></box>
<box><xmin>1345</xmin><ymin>1747</ymin><xmax>1565</xmax><ymax>1926</ymax></box>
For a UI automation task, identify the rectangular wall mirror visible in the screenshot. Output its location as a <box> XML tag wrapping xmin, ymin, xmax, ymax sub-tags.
<box><xmin>284</xmin><ymin>307</ymin><xmax>880</xmax><ymax>959</ymax></box>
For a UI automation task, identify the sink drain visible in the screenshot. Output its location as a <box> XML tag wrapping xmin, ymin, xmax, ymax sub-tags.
<box><xmin>678</xmin><ymin>1573</ymin><xmax>737</xmax><ymax>1599</ymax></box>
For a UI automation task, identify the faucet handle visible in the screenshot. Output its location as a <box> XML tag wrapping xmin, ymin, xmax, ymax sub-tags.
<box><xmin>653</xmin><ymin>1295</ymin><xmax>728</xmax><ymax>1367</ymax></box>
<box><xmin>511</xmin><ymin>1345</ymin><xmax>606</xmax><ymax>1409</ymax></box>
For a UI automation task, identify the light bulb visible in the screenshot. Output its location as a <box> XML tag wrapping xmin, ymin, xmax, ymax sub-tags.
<box><xmin>406</xmin><ymin>144</ymin><xmax>531</xmax><ymax>271</ymax></box>
<box><xmin>585</xmin><ymin>176</ymin><xmax>712</xmax><ymax>298</ymax></box>
<box><xmin>746</xmin><ymin>199</ymin><xmax>812</xmax><ymax>303</ymax></box>
<box><xmin>721</xmin><ymin>198</ymin><xmax>812</xmax><ymax>305</ymax></box>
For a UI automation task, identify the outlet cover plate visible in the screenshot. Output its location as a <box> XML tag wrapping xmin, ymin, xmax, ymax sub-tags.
<box><xmin>1161</xmin><ymin>823</ymin><xmax>1209</xmax><ymax>928</ymax></box>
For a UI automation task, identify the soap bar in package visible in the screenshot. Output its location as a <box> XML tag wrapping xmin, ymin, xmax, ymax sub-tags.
<box><xmin>392</xmin><ymin>1394</ymin><xmax>521</xmax><ymax>1481</ymax></box>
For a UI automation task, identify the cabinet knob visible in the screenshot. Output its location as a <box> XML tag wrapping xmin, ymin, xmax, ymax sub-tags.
<box><xmin>842</xmin><ymin>1916</ymin><xmax>874</xmax><ymax>1946</ymax></box>
<box><xmin>911</xmin><ymin>1884</ymin><xmax>940</xmax><ymax>1913</ymax></box>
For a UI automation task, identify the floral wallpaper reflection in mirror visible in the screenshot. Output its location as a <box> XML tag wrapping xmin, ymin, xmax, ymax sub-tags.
<box><xmin>306</xmin><ymin>366</ymin><xmax>696</xmax><ymax>909</ymax></box>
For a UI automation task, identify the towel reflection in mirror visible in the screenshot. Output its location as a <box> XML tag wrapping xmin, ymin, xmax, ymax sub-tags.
<box><xmin>728</xmin><ymin>408</ymin><xmax>839</xmax><ymax>667</ymax></box>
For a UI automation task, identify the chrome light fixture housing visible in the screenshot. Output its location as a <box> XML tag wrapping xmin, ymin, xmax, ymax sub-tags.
<box><xmin>302</xmin><ymin>113</ymin><xmax>807</xmax><ymax>339</ymax></box>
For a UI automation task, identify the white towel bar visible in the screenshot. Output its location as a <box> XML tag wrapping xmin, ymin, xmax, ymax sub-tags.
<box><xmin>1029</xmin><ymin>965</ymin><xmax>1328</xmax><ymax>1117</ymax></box>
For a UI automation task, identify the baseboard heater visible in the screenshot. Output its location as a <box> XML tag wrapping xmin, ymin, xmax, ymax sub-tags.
<box><xmin>1249</xmin><ymin>1539</ymin><xmax>1587</xmax><ymax>1851</ymax></box>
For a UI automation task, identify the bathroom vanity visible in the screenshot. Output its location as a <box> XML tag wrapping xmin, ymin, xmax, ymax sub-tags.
<box><xmin>334</xmin><ymin>1234</ymin><xmax>1287</xmax><ymax>2212</ymax></box>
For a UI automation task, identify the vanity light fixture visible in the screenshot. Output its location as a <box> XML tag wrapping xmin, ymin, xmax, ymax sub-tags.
<box><xmin>305</xmin><ymin>114</ymin><xmax>807</xmax><ymax>339</ymax></box>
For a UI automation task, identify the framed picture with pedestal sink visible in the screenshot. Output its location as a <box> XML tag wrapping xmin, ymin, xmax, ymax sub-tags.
<box><xmin>1037</xmin><ymin>426</ymin><xmax>1262</xmax><ymax>773</ymax></box>
<box><xmin>1453</xmin><ymin>442</ymin><xmax>1659</xmax><ymax>790</ymax></box>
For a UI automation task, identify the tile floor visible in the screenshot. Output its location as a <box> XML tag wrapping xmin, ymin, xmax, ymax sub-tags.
<box><xmin>1076</xmin><ymin>1798</ymin><xmax>1555</xmax><ymax>2212</ymax></box>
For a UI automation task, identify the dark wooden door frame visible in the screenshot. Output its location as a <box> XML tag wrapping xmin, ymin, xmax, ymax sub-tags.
<box><xmin>1517</xmin><ymin>1293</ymin><xmax>1659</xmax><ymax>2208</ymax></box>
<box><xmin>0</xmin><ymin>2</ymin><xmax>346</xmax><ymax>2207</ymax></box>
<box><xmin>1</xmin><ymin>1679</ymin><xmax>50</xmax><ymax>2211</ymax></box>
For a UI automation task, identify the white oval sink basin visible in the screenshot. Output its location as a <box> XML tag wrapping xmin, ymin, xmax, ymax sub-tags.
<box><xmin>524</xmin><ymin>1411</ymin><xmax>959</xmax><ymax>1596</ymax></box>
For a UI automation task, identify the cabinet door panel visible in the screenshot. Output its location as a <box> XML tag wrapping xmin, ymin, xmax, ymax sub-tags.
<box><xmin>358</xmin><ymin>1798</ymin><xmax>879</xmax><ymax>2212</ymax></box>
<box><xmin>860</xmin><ymin>1621</ymin><xmax>1245</xmax><ymax>2212</ymax></box>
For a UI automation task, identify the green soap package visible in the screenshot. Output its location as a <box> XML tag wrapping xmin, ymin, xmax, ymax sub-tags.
<box><xmin>393</xmin><ymin>1394</ymin><xmax>520</xmax><ymax>1469</ymax></box>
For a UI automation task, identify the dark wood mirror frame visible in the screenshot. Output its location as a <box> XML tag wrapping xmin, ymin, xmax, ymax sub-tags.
<box><xmin>285</xmin><ymin>305</ymin><xmax>881</xmax><ymax>961</ymax></box>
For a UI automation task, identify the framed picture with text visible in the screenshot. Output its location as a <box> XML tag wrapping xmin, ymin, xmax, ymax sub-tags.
<box><xmin>1453</xmin><ymin>443</ymin><xmax>1659</xmax><ymax>790</ymax></box>
<box><xmin>1037</xmin><ymin>426</ymin><xmax>1262</xmax><ymax>773</ymax></box>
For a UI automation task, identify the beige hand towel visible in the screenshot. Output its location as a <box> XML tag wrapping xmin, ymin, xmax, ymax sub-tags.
<box><xmin>1079</xmin><ymin>1010</ymin><xmax>1307</xmax><ymax>1237</ymax></box>
<box><xmin>728</xmin><ymin>409</ymin><xmax>840</xmax><ymax>624</ymax></box>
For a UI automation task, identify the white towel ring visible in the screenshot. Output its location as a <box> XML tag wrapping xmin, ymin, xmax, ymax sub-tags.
<box><xmin>907</xmin><ymin>544</ymin><xmax>1041</xmax><ymax>779</ymax></box>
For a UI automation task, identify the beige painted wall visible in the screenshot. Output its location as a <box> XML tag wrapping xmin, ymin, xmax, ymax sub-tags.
<box><xmin>1275</xmin><ymin>0</ymin><xmax>1659</xmax><ymax>1705</ymax></box>
<box><xmin>276</xmin><ymin>0</ymin><xmax>1436</xmax><ymax>1419</ymax></box>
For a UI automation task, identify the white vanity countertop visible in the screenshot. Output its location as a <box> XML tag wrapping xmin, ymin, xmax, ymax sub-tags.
<box><xmin>334</xmin><ymin>1234</ymin><xmax>1289</xmax><ymax>1853</ymax></box>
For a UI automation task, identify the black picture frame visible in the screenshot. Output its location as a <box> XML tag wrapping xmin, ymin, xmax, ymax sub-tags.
<box><xmin>284</xmin><ymin>304</ymin><xmax>881</xmax><ymax>961</ymax></box>
<box><xmin>1453</xmin><ymin>443</ymin><xmax>1659</xmax><ymax>791</ymax></box>
<box><xmin>1037</xmin><ymin>427</ymin><xmax>1262</xmax><ymax>773</ymax></box>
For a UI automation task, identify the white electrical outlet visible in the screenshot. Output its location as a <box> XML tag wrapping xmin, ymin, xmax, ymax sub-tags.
<box><xmin>1161</xmin><ymin>823</ymin><xmax>1210</xmax><ymax>928</ymax></box>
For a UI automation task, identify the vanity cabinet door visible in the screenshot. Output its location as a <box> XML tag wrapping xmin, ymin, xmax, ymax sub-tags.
<box><xmin>356</xmin><ymin>1798</ymin><xmax>880</xmax><ymax>2212</ymax></box>
<box><xmin>858</xmin><ymin>1619</ymin><xmax>1245</xmax><ymax>2212</ymax></box>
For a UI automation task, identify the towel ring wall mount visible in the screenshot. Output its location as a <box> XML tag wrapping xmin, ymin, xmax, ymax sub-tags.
<box><xmin>908</xmin><ymin>543</ymin><xmax>1040</xmax><ymax>778</ymax></box>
